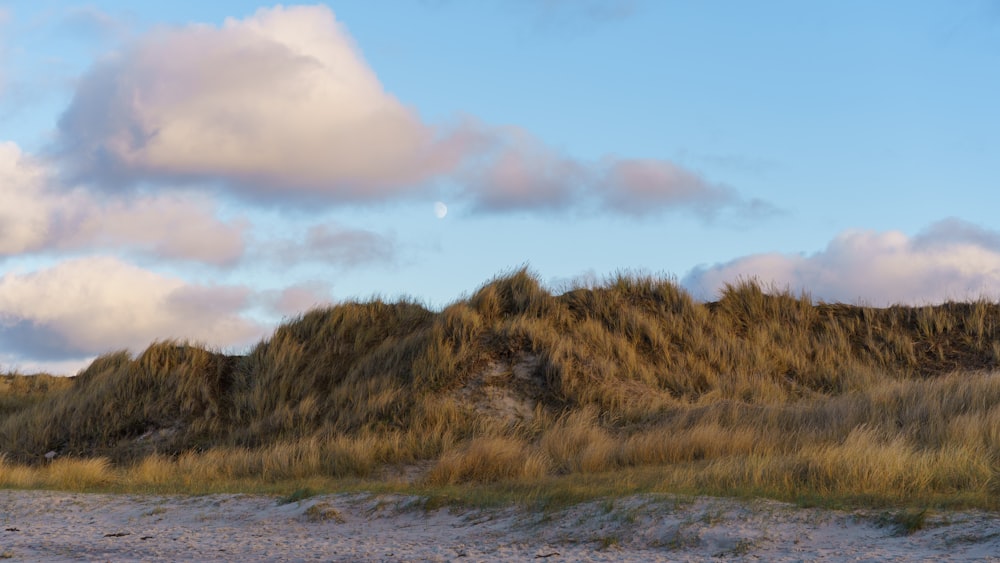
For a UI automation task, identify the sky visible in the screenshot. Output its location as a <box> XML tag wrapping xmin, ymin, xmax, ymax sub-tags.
<box><xmin>1</xmin><ymin>0</ymin><xmax>999</xmax><ymax>375</ymax></box>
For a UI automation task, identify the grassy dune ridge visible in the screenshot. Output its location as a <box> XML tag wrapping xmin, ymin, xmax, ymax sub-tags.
<box><xmin>4</xmin><ymin>268</ymin><xmax>1000</xmax><ymax>508</ymax></box>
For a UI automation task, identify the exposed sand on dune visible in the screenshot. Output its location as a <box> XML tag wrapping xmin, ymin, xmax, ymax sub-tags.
<box><xmin>1</xmin><ymin>490</ymin><xmax>999</xmax><ymax>562</ymax></box>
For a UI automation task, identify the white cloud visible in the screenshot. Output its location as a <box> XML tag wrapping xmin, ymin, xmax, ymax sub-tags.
<box><xmin>57</xmin><ymin>4</ymin><xmax>465</xmax><ymax>200</ymax></box>
<box><xmin>0</xmin><ymin>256</ymin><xmax>265</xmax><ymax>359</ymax></box>
<box><xmin>0</xmin><ymin>142</ymin><xmax>66</xmax><ymax>254</ymax></box>
<box><xmin>54</xmin><ymin>4</ymin><xmax>764</xmax><ymax>220</ymax></box>
<box><xmin>0</xmin><ymin>141</ymin><xmax>246</xmax><ymax>265</ymax></box>
<box><xmin>65</xmin><ymin>193</ymin><xmax>248</xmax><ymax>265</ymax></box>
<box><xmin>684</xmin><ymin>220</ymin><xmax>1000</xmax><ymax>305</ymax></box>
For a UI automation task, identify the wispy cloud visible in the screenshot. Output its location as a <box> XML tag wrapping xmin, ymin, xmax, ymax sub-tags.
<box><xmin>457</xmin><ymin>128</ymin><xmax>768</xmax><ymax>219</ymax></box>
<box><xmin>597</xmin><ymin>158</ymin><xmax>763</xmax><ymax>218</ymax></box>
<box><xmin>458</xmin><ymin>127</ymin><xmax>585</xmax><ymax>212</ymax></box>
<box><xmin>527</xmin><ymin>0</ymin><xmax>640</xmax><ymax>27</ymax></box>
<box><xmin>684</xmin><ymin>219</ymin><xmax>1000</xmax><ymax>305</ymax></box>
<box><xmin>258</xmin><ymin>281</ymin><xmax>334</xmax><ymax>318</ymax></box>
<box><xmin>258</xmin><ymin>223</ymin><xmax>396</xmax><ymax>268</ymax></box>
<box><xmin>420</xmin><ymin>0</ymin><xmax>640</xmax><ymax>26</ymax></box>
<box><xmin>0</xmin><ymin>8</ymin><xmax>9</xmax><ymax>99</ymax></box>
<box><xmin>57</xmin><ymin>5</ymin><xmax>131</xmax><ymax>43</ymax></box>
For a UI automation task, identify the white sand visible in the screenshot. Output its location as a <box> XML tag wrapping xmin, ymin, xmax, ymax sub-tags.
<box><xmin>1</xmin><ymin>490</ymin><xmax>999</xmax><ymax>561</ymax></box>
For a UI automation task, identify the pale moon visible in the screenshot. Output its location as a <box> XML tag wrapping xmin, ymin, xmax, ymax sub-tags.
<box><xmin>434</xmin><ymin>201</ymin><xmax>448</xmax><ymax>219</ymax></box>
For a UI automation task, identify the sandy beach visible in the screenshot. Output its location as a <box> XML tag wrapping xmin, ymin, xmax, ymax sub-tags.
<box><xmin>1</xmin><ymin>490</ymin><xmax>998</xmax><ymax>561</ymax></box>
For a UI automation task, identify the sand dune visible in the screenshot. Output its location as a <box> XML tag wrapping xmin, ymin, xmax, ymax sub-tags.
<box><xmin>2</xmin><ymin>490</ymin><xmax>998</xmax><ymax>561</ymax></box>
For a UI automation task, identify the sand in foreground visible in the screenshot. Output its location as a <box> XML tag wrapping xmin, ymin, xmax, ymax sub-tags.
<box><xmin>1</xmin><ymin>490</ymin><xmax>998</xmax><ymax>561</ymax></box>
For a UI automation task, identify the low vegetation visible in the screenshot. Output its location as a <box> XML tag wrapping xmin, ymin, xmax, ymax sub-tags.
<box><xmin>3</xmin><ymin>268</ymin><xmax>1000</xmax><ymax>509</ymax></box>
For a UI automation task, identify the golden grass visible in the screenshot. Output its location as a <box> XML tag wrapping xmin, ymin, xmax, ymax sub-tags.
<box><xmin>540</xmin><ymin>408</ymin><xmax>619</xmax><ymax>474</ymax></box>
<box><xmin>4</xmin><ymin>269</ymin><xmax>1000</xmax><ymax>509</ymax></box>
<box><xmin>0</xmin><ymin>373</ymin><xmax>73</xmax><ymax>417</ymax></box>
<box><xmin>0</xmin><ymin>456</ymin><xmax>112</xmax><ymax>490</ymax></box>
<box><xmin>425</xmin><ymin>436</ymin><xmax>549</xmax><ymax>485</ymax></box>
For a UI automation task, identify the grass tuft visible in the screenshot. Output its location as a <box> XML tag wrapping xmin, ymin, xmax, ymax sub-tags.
<box><xmin>304</xmin><ymin>502</ymin><xmax>346</xmax><ymax>523</ymax></box>
<box><xmin>885</xmin><ymin>508</ymin><xmax>930</xmax><ymax>535</ymax></box>
<box><xmin>278</xmin><ymin>487</ymin><xmax>319</xmax><ymax>505</ymax></box>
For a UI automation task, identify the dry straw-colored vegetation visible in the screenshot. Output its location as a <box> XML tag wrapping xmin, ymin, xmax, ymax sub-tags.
<box><xmin>4</xmin><ymin>268</ymin><xmax>1000</xmax><ymax>508</ymax></box>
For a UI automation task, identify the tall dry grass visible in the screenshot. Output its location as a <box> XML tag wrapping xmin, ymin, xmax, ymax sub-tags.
<box><xmin>0</xmin><ymin>373</ymin><xmax>73</xmax><ymax>417</ymax></box>
<box><xmin>3</xmin><ymin>268</ymin><xmax>1000</xmax><ymax>507</ymax></box>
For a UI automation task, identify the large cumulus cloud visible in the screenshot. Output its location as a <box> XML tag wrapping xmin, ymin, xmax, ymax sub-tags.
<box><xmin>56</xmin><ymin>5</ymin><xmax>467</xmax><ymax>200</ymax></box>
<box><xmin>684</xmin><ymin>219</ymin><xmax>1000</xmax><ymax>305</ymax></box>
<box><xmin>54</xmin><ymin>4</ymin><xmax>758</xmax><ymax>218</ymax></box>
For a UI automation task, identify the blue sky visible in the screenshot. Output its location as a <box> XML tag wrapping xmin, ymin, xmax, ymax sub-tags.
<box><xmin>1</xmin><ymin>0</ymin><xmax>999</xmax><ymax>374</ymax></box>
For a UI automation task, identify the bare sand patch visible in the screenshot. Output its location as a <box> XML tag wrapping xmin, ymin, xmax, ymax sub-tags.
<box><xmin>2</xmin><ymin>490</ymin><xmax>999</xmax><ymax>561</ymax></box>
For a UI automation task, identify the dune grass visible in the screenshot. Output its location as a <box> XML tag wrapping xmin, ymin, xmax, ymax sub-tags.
<box><xmin>3</xmin><ymin>268</ymin><xmax>1000</xmax><ymax>509</ymax></box>
<box><xmin>0</xmin><ymin>373</ymin><xmax>73</xmax><ymax>417</ymax></box>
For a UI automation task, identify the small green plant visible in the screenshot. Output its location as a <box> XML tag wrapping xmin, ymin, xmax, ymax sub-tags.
<box><xmin>893</xmin><ymin>508</ymin><xmax>929</xmax><ymax>535</ymax></box>
<box><xmin>659</xmin><ymin>529</ymin><xmax>701</xmax><ymax>550</ymax></box>
<box><xmin>278</xmin><ymin>487</ymin><xmax>317</xmax><ymax>505</ymax></box>
<box><xmin>620</xmin><ymin>506</ymin><xmax>641</xmax><ymax>524</ymax></box>
<box><xmin>421</xmin><ymin>493</ymin><xmax>460</xmax><ymax>512</ymax></box>
<box><xmin>877</xmin><ymin>508</ymin><xmax>929</xmax><ymax>535</ymax></box>
<box><xmin>700</xmin><ymin>509</ymin><xmax>725</xmax><ymax>525</ymax></box>
<box><xmin>596</xmin><ymin>535</ymin><xmax>620</xmax><ymax>550</ymax></box>
<box><xmin>720</xmin><ymin>538</ymin><xmax>758</xmax><ymax>557</ymax></box>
